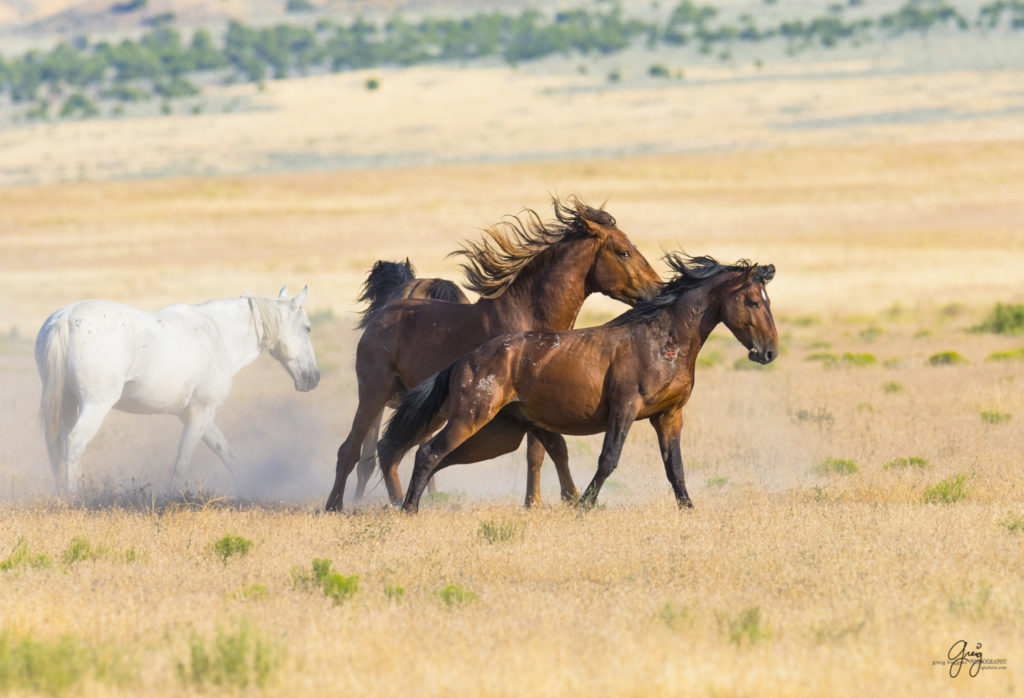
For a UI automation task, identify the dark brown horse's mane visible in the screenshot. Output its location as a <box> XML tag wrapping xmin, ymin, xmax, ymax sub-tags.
<box><xmin>450</xmin><ymin>196</ymin><xmax>616</xmax><ymax>299</ymax></box>
<box><xmin>608</xmin><ymin>253</ymin><xmax>774</xmax><ymax>326</ymax></box>
<box><xmin>356</xmin><ymin>259</ymin><xmax>417</xmax><ymax>328</ymax></box>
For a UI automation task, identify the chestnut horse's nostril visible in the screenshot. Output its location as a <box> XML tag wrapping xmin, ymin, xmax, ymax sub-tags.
<box><xmin>765</xmin><ymin>350</ymin><xmax>775</xmax><ymax>363</ymax></box>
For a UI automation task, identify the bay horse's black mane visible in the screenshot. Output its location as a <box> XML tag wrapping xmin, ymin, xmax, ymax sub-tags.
<box><xmin>608</xmin><ymin>253</ymin><xmax>775</xmax><ymax>327</ymax></box>
<box><xmin>451</xmin><ymin>196</ymin><xmax>617</xmax><ymax>299</ymax></box>
<box><xmin>356</xmin><ymin>259</ymin><xmax>417</xmax><ymax>328</ymax></box>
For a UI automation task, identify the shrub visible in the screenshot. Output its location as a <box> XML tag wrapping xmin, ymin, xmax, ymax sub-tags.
<box><xmin>365</xmin><ymin>77</ymin><xmax>380</xmax><ymax>90</ymax></box>
<box><xmin>286</xmin><ymin>0</ymin><xmax>315</xmax><ymax>12</ymax></box>
<box><xmin>705</xmin><ymin>476</ymin><xmax>730</xmax><ymax>488</ymax></box>
<box><xmin>813</xmin><ymin>457</ymin><xmax>858</xmax><ymax>476</ymax></box>
<box><xmin>883</xmin><ymin>381</ymin><xmax>905</xmax><ymax>393</ymax></box>
<box><xmin>795</xmin><ymin>407</ymin><xmax>834</xmax><ymax>426</ymax></box>
<box><xmin>384</xmin><ymin>585</ymin><xmax>405</xmax><ymax>601</ymax></box>
<box><xmin>59</xmin><ymin>93</ymin><xmax>99</xmax><ymax>118</ymax></box>
<box><xmin>213</xmin><ymin>535</ymin><xmax>253</xmax><ymax>564</ymax></box>
<box><xmin>438</xmin><ymin>584</ymin><xmax>477</xmax><ymax>607</ymax></box>
<box><xmin>805</xmin><ymin>352</ymin><xmax>838</xmax><ymax>363</ymax></box>
<box><xmin>725</xmin><ymin>606</ymin><xmax>772</xmax><ymax>645</ymax></box>
<box><xmin>1001</xmin><ymin>514</ymin><xmax>1024</xmax><ymax>533</ymax></box>
<box><xmin>293</xmin><ymin>558</ymin><xmax>359</xmax><ymax>604</ymax></box>
<box><xmin>928</xmin><ymin>350</ymin><xmax>967</xmax><ymax>366</ymax></box>
<box><xmin>61</xmin><ymin>537</ymin><xmax>105</xmax><ymax>566</ymax></box>
<box><xmin>0</xmin><ymin>631</ymin><xmax>133</xmax><ymax>694</ymax></box>
<box><xmin>842</xmin><ymin>352</ymin><xmax>876</xmax><ymax>366</ymax></box>
<box><xmin>859</xmin><ymin>326</ymin><xmax>883</xmax><ymax>341</ymax></box>
<box><xmin>980</xmin><ymin>410</ymin><xmax>1011</xmax><ymax>425</ymax></box>
<box><xmin>177</xmin><ymin>621</ymin><xmax>283</xmax><ymax>690</ymax></box>
<box><xmin>657</xmin><ymin>602</ymin><xmax>692</xmax><ymax>629</ymax></box>
<box><xmin>923</xmin><ymin>473</ymin><xmax>969</xmax><ymax>504</ymax></box>
<box><xmin>478</xmin><ymin>517</ymin><xmax>525</xmax><ymax>544</ymax></box>
<box><xmin>972</xmin><ymin>303</ymin><xmax>1024</xmax><ymax>335</ymax></box>
<box><xmin>987</xmin><ymin>348</ymin><xmax>1024</xmax><ymax>361</ymax></box>
<box><xmin>0</xmin><ymin>538</ymin><xmax>51</xmax><ymax>572</ymax></box>
<box><xmin>648</xmin><ymin>63</ymin><xmax>671</xmax><ymax>77</ymax></box>
<box><xmin>884</xmin><ymin>456</ymin><xmax>931</xmax><ymax>470</ymax></box>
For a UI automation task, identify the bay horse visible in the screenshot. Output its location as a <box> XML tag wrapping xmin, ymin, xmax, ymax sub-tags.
<box><xmin>379</xmin><ymin>255</ymin><xmax>777</xmax><ymax>513</ymax></box>
<box><xmin>325</xmin><ymin>197</ymin><xmax>662</xmax><ymax>511</ymax></box>
<box><xmin>34</xmin><ymin>287</ymin><xmax>321</xmax><ymax>494</ymax></box>
<box><xmin>352</xmin><ymin>258</ymin><xmax>470</xmax><ymax>500</ymax></box>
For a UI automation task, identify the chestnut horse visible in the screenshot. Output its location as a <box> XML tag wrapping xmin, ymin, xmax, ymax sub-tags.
<box><xmin>380</xmin><ymin>254</ymin><xmax>777</xmax><ymax>512</ymax></box>
<box><xmin>351</xmin><ymin>258</ymin><xmax>469</xmax><ymax>500</ymax></box>
<box><xmin>325</xmin><ymin>197</ymin><xmax>662</xmax><ymax>511</ymax></box>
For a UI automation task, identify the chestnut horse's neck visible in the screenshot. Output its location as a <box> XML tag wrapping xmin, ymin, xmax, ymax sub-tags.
<box><xmin>482</xmin><ymin>235</ymin><xmax>598</xmax><ymax>332</ymax></box>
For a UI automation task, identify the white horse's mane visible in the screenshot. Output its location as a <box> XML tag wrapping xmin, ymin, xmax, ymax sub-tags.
<box><xmin>245</xmin><ymin>295</ymin><xmax>285</xmax><ymax>351</ymax></box>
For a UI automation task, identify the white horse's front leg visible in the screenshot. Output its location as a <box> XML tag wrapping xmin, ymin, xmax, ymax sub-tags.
<box><xmin>201</xmin><ymin>423</ymin><xmax>243</xmax><ymax>497</ymax></box>
<box><xmin>170</xmin><ymin>408</ymin><xmax>213</xmax><ymax>493</ymax></box>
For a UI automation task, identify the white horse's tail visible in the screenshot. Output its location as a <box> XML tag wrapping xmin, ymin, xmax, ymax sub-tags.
<box><xmin>34</xmin><ymin>314</ymin><xmax>71</xmax><ymax>460</ymax></box>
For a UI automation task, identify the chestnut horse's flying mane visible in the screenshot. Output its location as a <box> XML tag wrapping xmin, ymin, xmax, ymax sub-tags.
<box><xmin>450</xmin><ymin>196</ymin><xmax>617</xmax><ymax>299</ymax></box>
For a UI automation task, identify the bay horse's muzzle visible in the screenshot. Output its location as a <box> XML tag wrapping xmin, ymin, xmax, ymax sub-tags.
<box><xmin>749</xmin><ymin>347</ymin><xmax>777</xmax><ymax>365</ymax></box>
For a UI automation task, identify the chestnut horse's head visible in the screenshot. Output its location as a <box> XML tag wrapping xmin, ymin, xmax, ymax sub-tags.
<box><xmin>720</xmin><ymin>264</ymin><xmax>778</xmax><ymax>365</ymax></box>
<box><xmin>570</xmin><ymin>202</ymin><xmax>662</xmax><ymax>306</ymax></box>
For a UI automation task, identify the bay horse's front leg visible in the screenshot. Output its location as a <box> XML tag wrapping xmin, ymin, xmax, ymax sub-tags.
<box><xmin>650</xmin><ymin>407</ymin><xmax>693</xmax><ymax>508</ymax></box>
<box><xmin>526</xmin><ymin>430</ymin><xmax>578</xmax><ymax>507</ymax></box>
<box><xmin>578</xmin><ymin>403</ymin><xmax>639</xmax><ymax>508</ymax></box>
<box><xmin>353</xmin><ymin>410</ymin><xmax>383</xmax><ymax>501</ymax></box>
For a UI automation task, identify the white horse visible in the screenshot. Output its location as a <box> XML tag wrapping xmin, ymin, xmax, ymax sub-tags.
<box><xmin>34</xmin><ymin>286</ymin><xmax>321</xmax><ymax>495</ymax></box>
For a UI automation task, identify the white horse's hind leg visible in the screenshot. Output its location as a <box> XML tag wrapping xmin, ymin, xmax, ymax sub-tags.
<box><xmin>45</xmin><ymin>393</ymin><xmax>78</xmax><ymax>493</ymax></box>
<box><xmin>170</xmin><ymin>409</ymin><xmax>214</xmax><ymax>493</ymax></box>
<box><xmin>63</xmin><ymin>400</ymin><xmax>113</xmax><ymax>494</ymax></box>
<box><xmin>201</xmin><ymin>423</ymin><xmax>242</xmax><ymax>497</ymax></box>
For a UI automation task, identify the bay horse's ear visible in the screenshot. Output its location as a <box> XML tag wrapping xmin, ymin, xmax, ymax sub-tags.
<box><xmin>581</xmin><ymin>217</ymin><xmax>611</xmax><ymax>240</ymax></box>
<box><xmin>278</xmin><ymin>286</ymin><xmax>288</xmax><ymax>298</ymax></box>
<box><xmin>291</xmin><ymin>285</ymin><xmax>309</xmax><ymax>308</ymax></box>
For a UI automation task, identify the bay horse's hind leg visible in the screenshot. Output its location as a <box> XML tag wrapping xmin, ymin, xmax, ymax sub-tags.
<box><xmin>327</xmin><ymin>387</ymin><xmax>393</xmax><ymax>511</ymax></box>
<box><xmin>526</xmin><ymin>430</ymin><xmax>578</xmax><ymax>507</ymax></box>
<box><xmin>353</xmin><ymin>411</ymin><xmax>383</xmax><ymax>501</ymax></box>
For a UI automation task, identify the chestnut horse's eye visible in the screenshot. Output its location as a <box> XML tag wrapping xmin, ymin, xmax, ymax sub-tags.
<box><xmin>745</xmin><ymin>298</ymin><xmax>760</xmax><ymax>308</ymax></box>
<box><xmin>617</xmin><ymin>249</ymin><xmax>631</xmax><ymax>258</ymax></box>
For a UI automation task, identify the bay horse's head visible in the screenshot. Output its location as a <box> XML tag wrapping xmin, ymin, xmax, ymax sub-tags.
<box><xmin>252</xmin><ymin>286</ymin><xmax>321</xmax><ymax>391</ymax></box>
<box><xmin>719</xmin><ymin>264</ymin><xmax>778</xmax><ymax>365</ymax></box>
<box><xmin>562</xmin><ymin>199</ymin><xmax>662</xmax><ymax>305</ymax></box>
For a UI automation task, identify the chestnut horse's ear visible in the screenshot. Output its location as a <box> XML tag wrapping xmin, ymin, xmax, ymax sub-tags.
<box><xmin>581</xmin><ymin>217</ymin><xmax>611</xmax><ymax>240</ymax></box>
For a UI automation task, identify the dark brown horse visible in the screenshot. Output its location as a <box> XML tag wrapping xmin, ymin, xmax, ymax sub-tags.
<box><xmin>325</xmin><ymin>197</ymin><xmax>662</xmax><ymax>511</ymax></box>
<box><xmin>380</xmin><ymin>254</ymin><xmax>778</xmax><ymax>513</ymax></box>
<box><xmin>351</xmin><ymin>259</ymin><xmax>470</xmax><ymax>500</ymax></box>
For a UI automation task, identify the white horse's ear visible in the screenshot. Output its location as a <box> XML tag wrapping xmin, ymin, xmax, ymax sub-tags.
<box><xmin>292</xmin><ymin>285</ymin><xmax>309</xmax><ymax>308</ymax></box>
<box><xmin>278</xmin><ymin>286</ymin><xmax>288</xmax><ymax>298</ymax></box>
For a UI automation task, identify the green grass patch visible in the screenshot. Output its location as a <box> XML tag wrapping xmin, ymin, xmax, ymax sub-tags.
<box><xmin>928</xmin><ymin>350</ymin><xmax>967</xmax><ymax>366</ymax></box>
<box><xmin>177</xmin><ymin>620</ymin><xmax>284</xmax><ymax>690</ymax></box>
<box><xmin>972</xmin><ymin>303</ymin><xmax>1024</xmax><ymax>335</ymax></box>
<box><xmin>705</xmin><ymin>476</ymin><xmax>730</xmax><ymax>488</ymax></box>
<box><xmin>805</xmin><ymin>352</ymin><xmax>837</xmax><ymax>363</ymax></box>
<box><xmin>478</xmin><ymin>517</ymin><xmax>525</xmax><ymax>544</ymax></box>
<box><xmin>212</xmin><ymin>534</ymin><xmax>253</xmax><ymax>564</ymax></box>
<box><xmin>923</xmin><ymin>473</ymin><xmax>970</xmax><ymax>504</ymax></box>
<box><xmin>987</xmin><ymin>347</ymin><xmax>1024</xmax><ymax>362</ymax></box>
<box><xmin>0</xmin><ymin>630</ymin><xmax>134</xmax><ymax>695</ymax></box>
<box><xmin>0</xmin><ymin>538</ymin><xmax>51</xmax><ymax>572</ymax></box>
<box><xmin>724</xmin><ymin>606</ymin><xmax>772</xmax><ymax>646</ymax></box>
<box><xmin>293</xmin><ymin>558</ymin><xmax>359</xmax><ymax>604</ymax></box>
<box><xmin>61</xmin><ymin>536</ymin><xmax>107</xmax><ymax>566</ymax></box>
<box><xmin>884</xmin><ymin>457</ymin><xmax>931</xmax><ymax>470</ymax></box>
<box><xmin>812</xmin><ymin>458</ymin><xmax>858</xmax><ymax>476</ymax></box>
<box><xmin>980</xmin><ymin>410</ymin><xmax>1011</xmax><ymax>425</ymax></box>
<box><xmin>230</xmin><ymin>584</ymin><xmax>267</xmax><ymax>601</ymax></box>
<box><xmin>859</xmin><ymin>326</ymin><xmax>884</xmax><ymax>342</ymax></box>
<box><xmin>384</xmin><ymin>585</ymin><xmax>405</xmax><ymax>601</ymax></box>
<box><xmin>657</xmin><ymin>602</ymin><xmax>693</xmax><ymax>630</ymax></box>
<box><xmin>842</xmin><ymin>352</ymin><xmax>876</xmax><ymax>367</ymax></box>
<box><xmin>791</xmin><ymin>314</ymin><xmax>821</xmax><ymax>326</ymax></box>
<box><xmin>883</xmin><ymin>381</ymin><xmax>905</xmax><ymax>393</ymax></box>
<box><xmin>1001</xmin><ymin>513</ymin><xmax>1024</xmax><ymax>533</ymax></box>
<box><xmin>438</xmin><ymin>583</ymin><xmax>477</xmax><ymax>607</ymax></box>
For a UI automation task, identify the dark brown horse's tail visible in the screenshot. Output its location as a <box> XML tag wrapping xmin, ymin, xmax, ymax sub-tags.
<box><xmin>356</xmin><ymin>259</ymin><xmax>417</xmax><ymax>328</ymax></box>
<box><xmin>378</xmin><ymin>364</ymin><xmax>454</xmax><ymax>468</ymax></box>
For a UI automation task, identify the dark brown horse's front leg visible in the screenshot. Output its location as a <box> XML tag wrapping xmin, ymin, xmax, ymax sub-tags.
<box><xmin>527</xmin><ymin>429</ymin><xmax>578</xmax><ymax>506</ymax></box>
<box><xmin>651</xmin><ymin>407</ymin><xmax>693</xmax><ymax>508</ymax></box>
<box><xmin>578</xmin><ymin>405</ymin><xmax>638</xmax><ymax>508</ymax></box>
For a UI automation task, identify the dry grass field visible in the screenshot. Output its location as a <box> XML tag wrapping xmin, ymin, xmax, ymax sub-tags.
<box><xmin>2</xmin><ymin>54</ymin><xmax>1024</xmax><ymax>696</ymax></box>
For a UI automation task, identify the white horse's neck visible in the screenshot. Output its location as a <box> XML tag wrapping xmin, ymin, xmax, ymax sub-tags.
<box><xmin>195</xmin><ymin>297</ymin><xmax>277</xmax><ymax>374</ymax></box>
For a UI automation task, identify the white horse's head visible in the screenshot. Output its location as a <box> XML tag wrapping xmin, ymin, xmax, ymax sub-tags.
<box><xmin>256</xmin><ymin>286</ymin><xmax>321</xmax><ymax>392</ymax></box>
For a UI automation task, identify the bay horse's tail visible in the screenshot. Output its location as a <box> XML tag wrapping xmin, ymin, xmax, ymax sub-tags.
<box><xmin>378</xmin><ymin>364</ymin><xmax>455</xmax><ymax>468</ymax></box>
<box><xmin>34</xmin><ymin>313</ymin><xmax>72</xmax><ymax>466</ymax></box>
<box><xmin>356</xmin><ymin>259</ymin><xmax>417</xmax><ymax>328</ymax></box>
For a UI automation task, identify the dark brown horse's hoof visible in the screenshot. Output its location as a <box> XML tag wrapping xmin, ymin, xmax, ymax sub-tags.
<box><xmin>678</xmin><ymin>499</ymin><xmax>694</xmax><ymax>509</ymax></box>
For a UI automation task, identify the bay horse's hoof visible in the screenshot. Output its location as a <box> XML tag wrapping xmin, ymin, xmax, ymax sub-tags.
<box><xmin>678</xmin><ymin>499</ymin><xmax>694</xmax><ymax>509</ymax></box>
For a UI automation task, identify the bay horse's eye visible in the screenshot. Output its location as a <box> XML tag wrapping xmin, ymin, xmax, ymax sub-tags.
<box><xmin>617</xmin><ymin>249</ymin><xmax>631</xmax><ymax>258</ymax></box>
<box><xmin>745</xmin><ymin>299</ymin><xmax>760</xmax><ymax>308</ymax></box>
